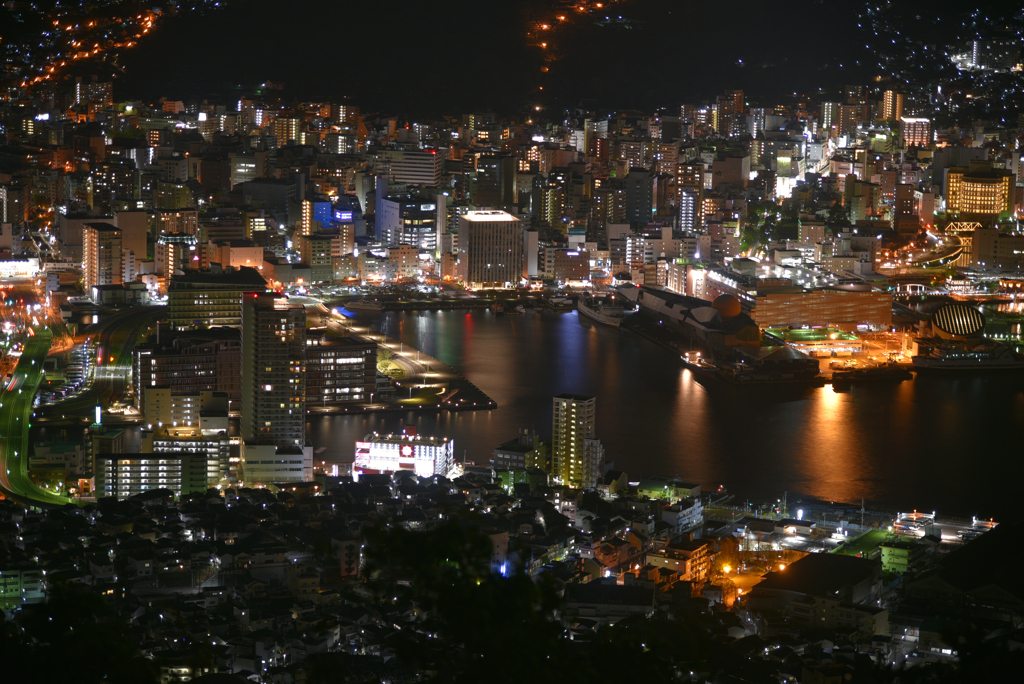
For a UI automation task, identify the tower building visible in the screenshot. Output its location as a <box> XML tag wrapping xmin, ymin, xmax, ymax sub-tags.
<box><xmin>241</xmin><ymin>293</ymin><xmax>307</xmax><ymax>449</ymax></box>
<box><xmin>551</xmin><ymin>394</ymin><xmax>601</xmax><ymax>489</ymax></box>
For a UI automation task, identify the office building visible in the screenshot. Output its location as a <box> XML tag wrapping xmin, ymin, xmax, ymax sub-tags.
<box><xmin>552</xmin><ymin>394</ymin><xmax>599</xmax><ymax>489</ymax></box>
<box><xmin>83</xmin><ymin>223</ymin><xmax>122</xmax><ymax>294</ymax></box>
<box><xmin>297</xmin><ymin>233</ymin><xmax>341</xmax><ymax>283</ymax></box>
<box><xmin>112</xmin><ymin>209</ymin><xmax>150</xmax><ymax>260</ymax></box>
<box><xmin>157</xmin><ymin>209</ymin><xmax>198</xmax><ymax>236</ymax></box>
<box><xmin>375</xmin><ymin>149</ymin><xmax>443</xmax><ymax>186</ymax></box>
<box><xmin>470</xmin><ymin>153</ymin><xmax>517</xmax><ymax>208</ymax></box>
<box><xmin>623</xmin><ymin>168</ymin><xmax>652</xmax><ymax>225</ymax></box>
<box><xmin>457</xmin><ymin>210</ymin><xmax>523</xmax><ymax>289</ymax></box>
<box><xmin>972</xmin><ymin>228</ymin><xmax>1024</xmax><ymax>269</ymax></box>
<box><xmin>305</xmin><ymin>328</ymin><xmax>376</xmax><ymax>406</ymax></box>
<box><xmin>353</xmin><ymin>426</ymin><xmax>454</xmax><ymax>479</ymax></box>
<box><xmin>241</xmin><ymin>293</ymin><xmax>306</xmax><ymax>449</ymax></box>
<box><xmin>167</xmin><ymin>267</ymin><xmax>267</xmax><ymax>330</ymax></box>
<box><xmin>378</xmin><ymin>194</ymin><xmax>441</xmax><ymax>251</ymax></box>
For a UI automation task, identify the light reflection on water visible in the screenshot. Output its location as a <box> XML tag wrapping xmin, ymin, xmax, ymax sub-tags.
<box><xmin>305</xmin><ymin>309</ymin><xmax>1024</xmax><ymax>520</ymax></box>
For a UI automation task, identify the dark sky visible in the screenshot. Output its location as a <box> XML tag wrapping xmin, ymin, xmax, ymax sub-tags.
<box><xmin>113</xmin><ymin>0</ymin><xmax>991</xmax><ymax>115</ymax></box>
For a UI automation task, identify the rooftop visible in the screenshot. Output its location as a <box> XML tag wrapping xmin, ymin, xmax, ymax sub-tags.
<box><xmin>755</xmin><ymin>553</ymin><xmax>879</xmax><ymax>597</ymax></box>
<box><xmin>462</xmin><ymin>210</ymin><xmax>518</xmax><ymax>222</ymax></box>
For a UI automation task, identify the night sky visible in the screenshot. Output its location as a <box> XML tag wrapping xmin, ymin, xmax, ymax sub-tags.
<box><xmin>114</xmin><ymin>0</ymin><xmax>1006</xmax><ymax>114</ymax></box>
<box><xmin>113</xmin><ymin>0</ymin><xmax>855</xmax><ymax>113</ymax></box>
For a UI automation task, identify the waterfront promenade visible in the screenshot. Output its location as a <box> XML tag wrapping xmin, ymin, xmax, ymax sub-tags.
<box><xmin>303</xmin><ymin>303</ymin><xmax>497</xmax><ymax>416</ymax></box>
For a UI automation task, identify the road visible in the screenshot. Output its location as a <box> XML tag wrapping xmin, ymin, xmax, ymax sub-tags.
<box><xmin>0</xmin><ymin>329</ymin><xmax>72</xmax><ymax>507</ymax></box>
<box><xmin>40</xmin><ymin>306</ymin><xmax>163</xmax><ymax>418</ymax></box>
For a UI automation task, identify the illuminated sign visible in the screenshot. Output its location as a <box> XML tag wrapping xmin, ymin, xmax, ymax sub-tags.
<box><xmin>352</xmin><ymin>437</ymin><xmax>454</xmax><ymax>479</ymax></box>
<box><xmin>334</xmin><ymin>211</ymin><xmax>353</xmax><ymax>221</ymax></box>
<box><xmin>420</xmin><ymin>204</ymin><xmax>436</xmax><ymax>211</ymax></box>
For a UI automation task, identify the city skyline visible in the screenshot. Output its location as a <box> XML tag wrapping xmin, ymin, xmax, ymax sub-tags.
<box><xmin>0</xmin><ymin>0</ymin><xmax>1023</xmax><ymax>682</ymax></box>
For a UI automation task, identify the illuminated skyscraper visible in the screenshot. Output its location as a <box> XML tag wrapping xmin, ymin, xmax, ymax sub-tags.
<box><xmin>242</xmin><ymin>293</ymin><xmax>306</xmax><ymax>449</ymax></box>
<box><xmin>882</xmin><ymin>91</ymin><xmax>904</xmax><ymax>122</ymax></box>
<box><xmin>900</xmin><ymin>117</ymin><xmax>931</xmax><ymax>147</ymax></box>
<box><xmin>457</xmin><ymin>210</ymin><xmax>523</xmax><ymax>289</ymax></box>
<box><xmin>551</xmin><ymin>394</ymin><xmax>599</xmax><ymax>489</ymax></box>
<box><xmin>677</xmin><ymin>163</ymin><xmax>704</xmax><ymax>232</ymax></box>
<box><xmin>83</xmin><ymin>223</ymin><xmax>122</xmax><ymax>295</ymax></box>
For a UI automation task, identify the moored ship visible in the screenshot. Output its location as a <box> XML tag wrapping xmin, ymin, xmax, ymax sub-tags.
<box><xmin>912</xmin><ymin>342</ymin><xmax>1024</xmax><ymax>371</ymax></box>
<box><xmin>577</xmin><ymin>295</ymin><xmax>628</xmax><ymax>328</ymax></box>
<box><xmin>345</xmin><ymin>300</ymin><xmax>384</xmax><ymax>312</ymax></box>
<box><xmin>681</xmin><ymin>351</ymin><xmax>717</xmax><ymax>378</ymax></box>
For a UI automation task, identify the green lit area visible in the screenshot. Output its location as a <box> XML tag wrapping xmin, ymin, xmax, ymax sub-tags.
<box><xmin>765</xmin><ymin>327</ymin><xmax>863</xmax><ymax>356</ymax></box>
<box><xmin>766</xmin><ymin>327</ymin><xmax>860</xmax><ymax>343</ymax></box>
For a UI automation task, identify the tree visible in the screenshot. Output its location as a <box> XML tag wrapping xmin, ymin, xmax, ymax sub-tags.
<box><xmin>826</xmin><ymin>201</ymin><xmax>850</xmax><ymax>228</ymax></box>
<box><xmin>0</xmin><ymin>584</ymin><xmax>158</xmax><ymax>684</ymax></box>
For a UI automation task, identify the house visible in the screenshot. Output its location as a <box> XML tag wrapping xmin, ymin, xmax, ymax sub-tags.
<box><xmin>563</xmin><ymin>579</ymin><xmax>656</xmax><ymax>625</ymax></box>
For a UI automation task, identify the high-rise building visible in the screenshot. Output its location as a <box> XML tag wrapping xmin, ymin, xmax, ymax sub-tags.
<box><xmin>457</xmin><ymin>210</ymin><xmax>523</xmax><ymax>289</ymax></box>
<box><xmin>301</xmin><ymin>198</ymin><xmax>332</xmax><ymax>236</ymax></box>
<box><xmin>470</xmin><ymin>154</ymin><xmax>517</xmax><ymax>208</ymax></box>
<box><xmin>133</xmin><ymin>328</ymin><xmax>242</xmax><ymax>415</ymax></box>
<box><xmin>305</xmin><ymin>329</ymin><xmax>376</xmax><ymax>407</ymax></box>
<box><xmin>551</xmin><ymin>394</ymin><xmax>599</xmax><ymax>489</ymax></box>
<box><xmin>241</xmin><ymin>293</ymin><xmax>306</xmax><ymax>449</ymax></box>
<box><xmin>375</xmin><ymin>149</ymin><xmax>443</xmax><ymax>187</ymax></box>
<box><xmin>882</xmin><ymin>91</ymin><xmax>904</xmax><ymax>122</ymax></box>
<box><xmin>900</xmin><ymin>117</ymin><xmax>932</xmax><ymax>147</ymax></box>
<box><xmin>820</xmin><ymin>102</ymin><xmax>840</xmax><ymax>137</ymax></box>
<box><xmin>167</xmin><ymin>267</ymin><xmax>267</xmax><ymax>330</ymax></box>
<box><xmin>82</xmin><ymin>223</ymin><xmax>122</xmax><ymax>294</ymax></box>
<box><xmin>624</xmin><ymin>168</ymin><xmax>652</xmax><ymax>225</ymax></box>
<box><xmin>677</xmin><ymin>163</ymin><xmax>705</xmax><ymax>232</ymax></box>
<box><xmin>297</xmin><ymin>233</ymin><xmax>341</xmax><ymax>283</ymax></box>
<box><xmin>378</xmin><ymin>195</ymin><xmax>441</xmax><ymax>251</ymax></box>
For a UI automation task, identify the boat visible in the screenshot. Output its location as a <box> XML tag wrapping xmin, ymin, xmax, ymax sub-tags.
<box><xmin>831</xmin><ymin>364</ymin><xmax>913</xmax><ymax>383</ymax></box>
<box><xmin>577</xmin><ymin>295</ymin><xmax>627</xmax><ymax>328</ymax></box>
<box><xmin>345</xmin><ymin>300</ymin><xmax>384</xmax><ymax>312</ymax></box>
<box><xmin>681</xmin><ymin>351</ymin><xmax>717</xmax><ymax>378</ymax></box>
<box><xmin>491</xmin><ymin>303</ymin><xmax>505</xmax><ymax>314</ymax></box>
<box><xmin>548</xmin><ymin>296</ymin><xmax>573</xmax><ymax>309</ymax></box>
<box><xmin>514</xmin><ymin>305</ymin><xmax>526</xmax><ymax>314</ymax></box>
<box><xmin>912</xmin><ymin>340</ymin><xmax>1024</xmax><ymax>371</ymax></box>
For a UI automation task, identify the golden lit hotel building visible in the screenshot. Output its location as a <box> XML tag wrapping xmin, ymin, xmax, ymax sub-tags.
<box><xmin>945</xmin><ymin>165</ymin><xmax>1013</xmax><ymax>218</ymax></box>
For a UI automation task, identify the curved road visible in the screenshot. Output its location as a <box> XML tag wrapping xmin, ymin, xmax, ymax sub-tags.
<box><xmin>0</xmin><ymin>330</ymin><xmax>73</xmax><ymax>507</ymax></box>
<box><xmin>1</xmin><ymin>307</ymin><xmax>164</xmax><ymax>507</ymax></box>
<box><xmin>40</xmin><ymin>306</ymin><xmax>163</xmax><ymax>418</ymax></box>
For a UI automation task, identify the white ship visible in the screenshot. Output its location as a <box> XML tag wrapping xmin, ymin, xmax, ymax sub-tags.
<box><xmin>345</xmin><ymin>300</ymin><xmax>384</xmax><ymax>312</ymax></box>
<box><xmin>912</xmin><ymin>341</ymin><xmax>1024</xmax><ymax>371</ymax></box>
<box><xmin>577</xmin><ymin>295</ymin><xmax>628</xmax><ymax>328</ymax></box>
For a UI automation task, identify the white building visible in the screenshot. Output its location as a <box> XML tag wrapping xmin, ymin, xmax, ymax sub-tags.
<box><xmin>353</xmin><ymin>426</ymin><xmax>454</xmax><ymax>479</ymax></box>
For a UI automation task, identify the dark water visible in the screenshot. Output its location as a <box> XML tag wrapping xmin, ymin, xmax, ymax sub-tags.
<box><xmin>306</xmin><ymin>310</ymin><xmax>1024</xmax><ymax>522</ymax></box>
